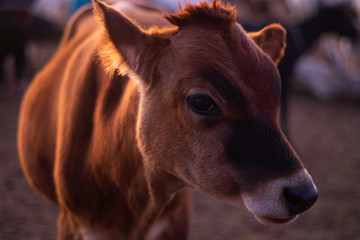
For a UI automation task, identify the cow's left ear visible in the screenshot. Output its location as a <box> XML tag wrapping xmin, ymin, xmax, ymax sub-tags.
<box><xmin>93</xmin><ymin>0</ymin><xmax>166</xmax><ymax>82</ymax></box>
<box><xmin>249</xmin><ymin>24</ymin><xmax>286</xmax><ymax>65</ymax></box>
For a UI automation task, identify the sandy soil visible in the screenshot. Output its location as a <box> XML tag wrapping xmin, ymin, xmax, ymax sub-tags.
<box><xmin>1</xmin><ymin>91</ymin><xmax>359</xmax><ymax>240</ymax></box>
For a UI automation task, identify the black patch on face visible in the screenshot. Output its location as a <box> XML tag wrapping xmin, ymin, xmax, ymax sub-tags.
<box><xmin>224</xmin><ymin>120</ymin><xmax>302</xmax><ymax>182</ymax></box>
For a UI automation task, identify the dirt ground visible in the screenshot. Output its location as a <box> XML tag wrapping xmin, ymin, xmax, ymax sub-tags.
<box><xmin>1</xmin><ymin>88</ymin><xmax>360</xmax><ymax>240</ymax></box>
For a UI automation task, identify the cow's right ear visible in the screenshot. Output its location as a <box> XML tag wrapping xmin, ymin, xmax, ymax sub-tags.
<box><xmin>93</xmin><ymin>0</ymin><xmax>159</xmax><ymax>80</ymax></box>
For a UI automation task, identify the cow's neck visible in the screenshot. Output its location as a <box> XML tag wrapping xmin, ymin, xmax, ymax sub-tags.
<box><xmin>89</xmin><ymin>73</ymin><xmax>184</xmax><ymax>236</ymax></box>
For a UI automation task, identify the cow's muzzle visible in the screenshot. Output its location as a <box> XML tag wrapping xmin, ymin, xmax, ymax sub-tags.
<box><xmin>242</xmin><ymin>169</ymin><xmax>318</xmax><ymax>225</ymax></box>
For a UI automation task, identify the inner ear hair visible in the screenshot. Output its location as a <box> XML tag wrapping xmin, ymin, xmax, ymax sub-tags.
<box><xmin>93</xmin><ymin>0</ymin><xmax>149</xmax><ymax>78</ymax></box>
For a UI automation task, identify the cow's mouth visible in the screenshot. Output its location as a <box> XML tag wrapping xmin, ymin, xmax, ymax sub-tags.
<box><xmin>254</xmin><ymin>214</ymin><xmax>297</xmax><ymax>225</ymax></box>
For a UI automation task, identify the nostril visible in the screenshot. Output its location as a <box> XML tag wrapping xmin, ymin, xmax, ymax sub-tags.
<box><xmin>283</xmin><ymin>186</ymin><xmax>318</xmax><ymax>215</ymax></box>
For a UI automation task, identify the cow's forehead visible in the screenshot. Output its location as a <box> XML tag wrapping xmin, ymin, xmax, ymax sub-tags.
<box><xmin>170</xmin><ymin>22</ymin><xmax>281</xmax><ymax>120</ymax></box>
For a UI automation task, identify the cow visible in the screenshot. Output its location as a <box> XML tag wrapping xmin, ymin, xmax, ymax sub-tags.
<box><xmin>18</xmin><ymin>1</ymin><xmax>318</xmax><ymax>239</ymax></box>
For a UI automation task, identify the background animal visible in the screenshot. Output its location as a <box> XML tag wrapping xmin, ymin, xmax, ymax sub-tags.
<box><xmin>277</xmin><ymin>4</ymin><xmax>358</xmax><ymax>133</ymax></box>
<box><xmin>17</xmin><ymin>0</ymin><xmax>317</xmax><ymax>239</ymax></box>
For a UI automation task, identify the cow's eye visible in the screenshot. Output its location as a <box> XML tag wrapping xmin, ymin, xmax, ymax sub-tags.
<box><xmin>188</xmin><ymin>94</ymin><xmax>220</xmax><ymax>116</ymax></box>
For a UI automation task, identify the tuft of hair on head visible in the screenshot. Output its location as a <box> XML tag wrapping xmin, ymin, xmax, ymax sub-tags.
<box><xmin>211</xmin><ymin>0</ymin><xmax>217</xmax><ymax>9</ymax></box>
<box><xmin>165</xmin><ymin>0</ymin><xmax>237</xmax><ymax>28</ymax></box>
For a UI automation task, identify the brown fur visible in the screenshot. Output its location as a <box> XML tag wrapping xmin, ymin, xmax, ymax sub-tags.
<box><xmin>18</xmin><ymin>1</ymin><xmax>316</xmax><ymax>239</ymax></box>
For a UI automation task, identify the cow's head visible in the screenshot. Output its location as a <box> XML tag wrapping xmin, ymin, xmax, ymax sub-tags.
<box><xmin>94</xmin><ymin>0</ymin><xmax>317</xmax><ymax>224</ymax></box>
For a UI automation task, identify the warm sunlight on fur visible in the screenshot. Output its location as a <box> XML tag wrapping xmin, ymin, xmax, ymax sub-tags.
<box><xmin>17</xmin><ymin>1</ymin><xmax>317</xmax><ymax>239</ymax></box>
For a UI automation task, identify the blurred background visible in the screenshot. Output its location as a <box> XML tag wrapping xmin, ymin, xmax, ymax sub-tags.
<box><xmin>0</xmin><ymin>0</ymin><xmax>359</xmax><ymax>239</ymax></box>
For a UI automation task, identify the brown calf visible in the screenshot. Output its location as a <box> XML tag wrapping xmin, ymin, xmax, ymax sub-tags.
<box><xmin>18</xmin><ymin>0</ymin><xmax>318</xmax><ymax>239</ymax></box>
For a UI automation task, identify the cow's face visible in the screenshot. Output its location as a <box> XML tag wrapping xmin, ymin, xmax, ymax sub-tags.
<box><xmin>94</xmin><ymin>0</ymin><xmax>317</xmax><ymax>224</ymax></box>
